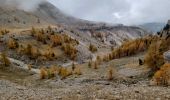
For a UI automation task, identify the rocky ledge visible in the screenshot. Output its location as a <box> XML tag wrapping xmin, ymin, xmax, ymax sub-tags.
<box><xmin>164</xmin><ymin>50</ymin><xmax>170</xmax><ymax>63</ymax></box>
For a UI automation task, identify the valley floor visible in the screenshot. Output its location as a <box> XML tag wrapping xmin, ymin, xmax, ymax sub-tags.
<box><xmin>0</xmin><ymin>54</ymin><xmax>170</xmax><ymax>100</ymax></box>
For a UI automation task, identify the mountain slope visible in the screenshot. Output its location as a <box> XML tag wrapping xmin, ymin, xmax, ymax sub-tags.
<box><xmin>33</xmin><ymin>1</ymin><xmax>93</xmax><ymax>26</ymax></box>
<box><xmin>0</xmin><ymin>1</ymin><xmax>149</xmax><ymax>47</ymax></box>
<box><xmin>139</xmin><ymin>22</ymin><xmax>165</xmax><ymax>33</ymax></box>
<box><xmin>0</xmin><ymin>7</ymin><xmax>50</xmax><ymax>29</ymax></box>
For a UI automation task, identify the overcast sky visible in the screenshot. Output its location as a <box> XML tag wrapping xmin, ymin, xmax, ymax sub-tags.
<box><xmin>48</xmin><ymin>0</ymin><xmax>170</xmax><ymax>25</ymax></box>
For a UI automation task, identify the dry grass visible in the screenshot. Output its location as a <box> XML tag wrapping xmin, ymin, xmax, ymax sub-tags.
<box><xmin>89</xmin><ymin>43</ymin><xmax>98</xmax><ymax>53</ymax></box>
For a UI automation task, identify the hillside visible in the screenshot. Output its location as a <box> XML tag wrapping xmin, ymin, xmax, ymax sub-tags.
<box><xmin>0</xmin><ymin>6</ymin><xmax>49</xmax><ymax>29</ymax></box>
<box><xmin>1</xmin><ymin>1</ymin><xmax>169</xmax><ymax>100</ymax></box>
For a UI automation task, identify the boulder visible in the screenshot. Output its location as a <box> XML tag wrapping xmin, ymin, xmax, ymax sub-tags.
<box><xmin>164</xmin><ymin>50</ymin><xmax>170</xmax><ymax>63</ymax></box>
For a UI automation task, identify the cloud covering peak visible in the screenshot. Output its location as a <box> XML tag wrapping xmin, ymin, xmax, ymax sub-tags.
<box><xmin>49</xmin><ymin>0</ymin><xmax>170</xmax><ymax>25</ymax></box>
<box><xmin>0</xmin><ymin>0</ymin><xmax>45</xmax><ymax>11</ymax></box>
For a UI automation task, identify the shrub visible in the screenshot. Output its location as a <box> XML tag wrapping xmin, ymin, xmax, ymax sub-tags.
<box><xmin>96</xmin><ymin>55</ymin><xmax>102</xmax><ymax>65</ymax></box>
<box><xmin>0</xmin><ymin>52</ymin><xmax>10</xmax><ymax>67</ymax></box>
<box><xmin>62</xmin><ymin>43</ymin><xmax>77</xmax><ymax>60</ymax></box>
<box><xmin>25</xmin><ymin>44</ymin><xmax>32</xmax><ymax>55</ymax></box>
<box><xmin>74</xmin><ymin>66</ymin><xmax>82</xmax><ymax>75</ymax></box>
<box><xmin>40</xmin><ymin>67</ymin><xmax>47</xmax><ymax>79</ymax></box>
<box><xmin>107</xmin><ymin>67</ymin><xmax>116</xmax><ymax>80</ymax></box>
<box><xmin>49</xmin><ymin>65</ymin><xmax>58</xmax><ymax>77</ymax></box>
<box><xmin>89</xmin><ymin>43</ymin><xmax>98</xmax><ymax>53</ymax></box>
<box><xmin>24</xmin><ymin>44</ymin><xmax>40</xmax><ymax>59</ymax></box>
<box><xmin>94</xmin><ymin>61</ymin><xmax>98</xmax><ymax>69</ymax></box>
<box><xmin>62</xmin><ymin>34</ymin><xmax>79</xmax><ymax>45</ymax></box>
<box><xmin>0</xmin><ymin>29</ymin><xmax>9</xmax><ymax>35</ymax></box>
<box><xmin>36</xmin><ymin>30</ymin><xmax>46</xmax><ymax>43</ymax></box>
<box><xmin>88</xmin><ymin>60</ymin><xmax>92</xmax><ymax>68</ymax></box>
<box><xmin>48</xmin><ymin>26</ymin><xmax>53</xmax><ymax>34</ymax></box>
<box><xmin>50</xmin><ymin>35</ymin><xmax>62</xmax><ymax>46</ymax></box>
<box><xmin>153</xmin><ymin>63</ymin><xmax>170</xmax><ymax>85</ymax></box>
<box><xmin>103</xmin><ymin>55</ymin><xmax>110</xmax><ymax>62</ymax></box>
<box><xmin>107</xmin><ymin>67</ymin><xmax>113</xmax><ymax>80</ymax></box>
<box><xmin>7</xmin><ymin>38</ymin><xmax>18</xmax><ymax>49</ymax></box>
<box><xmin>31</xmin><ymin>27</ymin><xmax>37</xmax><ymax>36</ymax></box>
<box><xmin>27</xmin><ymin>64</ymin><xmax>32</xmax><ymax>70</ymax></box>
<box><xmin>59</xmin><ymin>67</ymin><xmax>72</xmax><ymax>79</ymax></box>
<box><xmin>63</xmin><ymin>34</ymin><xmax>72</xmax><ymax>43</ymax></box>
<box><xmin>44</xmin><ymin>47</ymin><xmax>55</xmax><ymax>60</ymax></box>
<box><xmin>40</xmin><ymin>66</ymin><xmax>58</xmax><ymax>79</ymax></box>
<box><xmin>17</xmin><ymin>45</ymin><xmax>25</xmax><ymax>54</ymax></box>
<box><xmin>72</xmin><ymin>62</ymin><xmax>75</xmax><ymax>71</ymax></box>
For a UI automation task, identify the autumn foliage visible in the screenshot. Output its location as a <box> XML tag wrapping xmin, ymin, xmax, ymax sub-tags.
<box><xmin>103</xmin><ymin>36</ymin><xmax>156</xmax><ymax>62</ymax></box>
<box><xmin>153</xmin><ymin>63</ymin><xmax>170</xmax><ymax>85</ymax></box>
<box><xmin>89</xmin><ymin>43</ymin><xmax>98</xmax><ymax>53</ymax></box>
<box><xmin>0</xmin><ymin>52</ymin><xmax>10</xmax><ymax>67</ymax></box>
<box><xmin>7</xmin><ymin>38</ymin><xmax>18</xmax><ymax>49</ymax></box>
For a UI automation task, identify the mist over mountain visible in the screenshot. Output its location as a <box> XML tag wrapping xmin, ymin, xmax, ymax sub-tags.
<box><xmin>139</xmin><ymin>22</ymin><xmax>166</xmax><ymax>33</ymax></box>
<box><xmin>0</xmin><ymin>0</ymin><xmax>45</xmax><ymax>11</ymax></box>
<box><xmin>49</xmin><ymin>0</ymin><xmax>170</xmax><ymax>25</ymax></box>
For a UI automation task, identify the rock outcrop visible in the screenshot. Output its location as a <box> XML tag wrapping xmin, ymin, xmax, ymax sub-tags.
<box><xmin>164</xmin><ymin>51</ymin><xmax>170</xmax><ymax>63</ymax></box>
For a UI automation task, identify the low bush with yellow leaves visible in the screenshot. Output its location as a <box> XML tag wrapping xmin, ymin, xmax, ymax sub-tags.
<box><xmin>7</xmin><ymin>38</ymin><xmax>18</xmax><ymax>49</ymax></box>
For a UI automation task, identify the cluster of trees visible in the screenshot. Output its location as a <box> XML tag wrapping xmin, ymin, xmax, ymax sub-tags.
<box><xmin>62</xmin><ymin>43</ymin><xmax>78</xmax><ymax>60</ymax></box>
<box><xmin>144</xmin><ymin>24</ymin><xmax>170</xmax><ymax>85</ymax></box>
<box><xmin>40</xmin><ymin>64</ymin><xmax>82</xmax><ymax>79</ymax></box>
<box><xmin>102</xmin><ymin>36</ymin><xmax>156</xmax><ymax>62</ymax></box>
<box><xmin>6</xmin><ymin>26</ymin><xmax>79</xmax><ymax>61</ymax></box>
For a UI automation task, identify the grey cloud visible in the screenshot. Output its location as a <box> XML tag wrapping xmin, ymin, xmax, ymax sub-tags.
<box><xmin>49</xmin><ymin>0</ymin><xmax>170</xmax><ymax>25</ymax></box>
<box><xmin>0</xmin><ymin>0</ymin><xmax>45</xmax><ymax>11</ymax></box>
